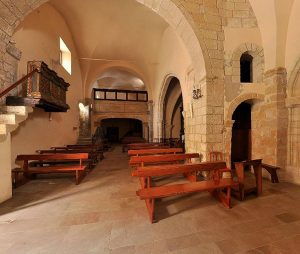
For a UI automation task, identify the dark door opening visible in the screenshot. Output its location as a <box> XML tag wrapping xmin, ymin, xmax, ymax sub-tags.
<box><xmin>106</xmin><ymin>127</ymin><xmax>119</xmax><ymax>143</ymax></box>
<box><xmin>101</xmin><ymin>118</ymin><xmax>143</xmax><ymax>143</ymax></box>
<box><xmin>231</xmin><ymin>102</ymin><xmax>252</xmax><ymax>166</ymax></box>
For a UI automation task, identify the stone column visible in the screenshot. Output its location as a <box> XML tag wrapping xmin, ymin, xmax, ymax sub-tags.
<box><xmin>224</xmin><ymin>120</ymin><xmax>234</xmax><ymax>167</ymax></box>
<box><xmin>147</xmin><ymin>100</ymin><xmax>153</xmax><ymax>142</ymax></box>
<box><xmin>262</xmin><ymin>67</ymin><xmax>288</xmax><ymax>169</ymax></box>
<box><xmin>143</xmin><ymin>122</ymin><xmax>149</xmax><ymax>141</ymax></box>
<box><xmin>0</xmin><ymin>133</ymin><xmax>12</xmax><ymax>203</ymax></box>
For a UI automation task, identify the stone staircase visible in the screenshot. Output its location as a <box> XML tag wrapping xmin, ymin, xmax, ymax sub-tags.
<box><xmin>0</xmin><ymin>106</ymin><xmax>33</xmax><ymax>141</ymax></box>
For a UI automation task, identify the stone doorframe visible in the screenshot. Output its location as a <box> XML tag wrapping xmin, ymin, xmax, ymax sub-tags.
<box><xmin>286</xmin><ymin>58</ymin><xmax>300</xmax><ymax>172</ymax></box>
<box><xmin>94</xmin><ymin>115</ymin><xmax>149</xmax><ymax>141</ymax></box>
<box><xmin>224</xmin><ymin>93</ymin><xmax>264</xmax><ymax>167</ymax></box>
<box><xmin>156</xmin><ymin>74</ymin><xmax>179</xmax><ymax>140</ymax></box>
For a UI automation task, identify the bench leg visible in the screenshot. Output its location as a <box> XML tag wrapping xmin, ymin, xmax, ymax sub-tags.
<box><xmin>145</xmin><ymin>198</ymin><xmax>155</xmax><ymax>223</ymax></box>
<box><xmin>270</xmin><ymin>169</ymin><xmax>279</xmax><ymax>183</ymax></box>
<box><xmin>75</xmin><ymin>170</ymin><xmax>85</xmax><ymax>185</ymax></box>
<box><xmin>211</xmin><ymin>187</ymin><xmax>232</xmax><ymax>208</ymax></box>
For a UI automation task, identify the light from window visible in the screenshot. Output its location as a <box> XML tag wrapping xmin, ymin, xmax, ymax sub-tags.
<box><xmin>59</xmin><ymin>37</ymin><xmax>71</xmax><ymax>75</ymax></box>
<box><xmin>240</xmin><ymin>52</ymin><xmax>253</xmax><ymax>83</ymax></box>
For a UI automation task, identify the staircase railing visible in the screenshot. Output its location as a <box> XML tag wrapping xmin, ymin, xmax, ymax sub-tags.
<box><xmin>0</xmin><ymin>68</ymin><xmax>38</xmax><ymax>102</ymax></box>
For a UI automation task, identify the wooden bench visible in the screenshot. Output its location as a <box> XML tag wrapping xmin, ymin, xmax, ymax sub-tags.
<box><xmin>16</xmin><ymin>153</ymin><xmax>89</xmax><ymax>185</ymax></box>
<box><xmin>128</xmin><ymin>145</ymin><xmax>170</xmax><ymax>151</ymax></box>
<box><xmin>11</xmin><ymin>167</ymin><xmax>28</xmax><ymax>188</ymax></box>
<box><xmin>132</xmin><ymin>162</ymin><xmax>237</xmax><ymax>222</ymax></box>
<box><xmin>128</xmin><ymin>148</ymin><xmax>183</xmax><ymax>156</ymax></box>
<box><xmin>37</xmin><ymin>148</ymin><xmax>99</xmax><ymax>166</ymax></box>
<box><xmin>129</xmin><ymin>153</ymin><xmax>200</xmax><ymax>169</ymax></box>
<box><xmin>262</xmin><ymin>163</ymin><xmax>280</xmax><ymax>183</ymax></box>
<box><xmin>121</xmin><ymin>137</ymin><xmax>146</xmax><ymax>152</ymax></box>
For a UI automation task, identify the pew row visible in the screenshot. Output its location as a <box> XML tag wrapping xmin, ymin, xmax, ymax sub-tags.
<box><xmin>132</xmin><ymin>162</ymin><xmax>237</xmax><ymax>222</ymax></box>
<box><xmin>37</xmin><ymin>148</ymin><xmax>100</xmax><ymax>166</ymax></box>
<box><xmin>16</xmin><ymin>153</ymin><xmax>88</xmax><ymax>185</ymax></box>
<box><xmin>129</xmin><ymin>153</ymin><xmax>200</xmax><ymax>169</ymax></box>
<box><xmin>128</xmin><ymin>148</ymin><xmax>183</xmax><ymax>156</ymax></box>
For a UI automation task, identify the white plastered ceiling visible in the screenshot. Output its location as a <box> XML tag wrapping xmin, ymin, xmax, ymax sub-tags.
<box><xmin>49</xmin><ymin>0</ymin><xmax>190</xmax><ymax>97</ymax></box>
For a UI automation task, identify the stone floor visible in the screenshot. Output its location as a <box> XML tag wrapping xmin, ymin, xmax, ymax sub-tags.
<box><xmin>1</xmin><ymin>146</ymin><xmax>300</xmax><ymax>254</ymax></box>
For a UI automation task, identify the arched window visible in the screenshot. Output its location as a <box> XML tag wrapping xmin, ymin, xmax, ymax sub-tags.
<box><xmin>240</xmin><ymin>52</ymin><xmax>253</xmax><ymax>83</ymax></box>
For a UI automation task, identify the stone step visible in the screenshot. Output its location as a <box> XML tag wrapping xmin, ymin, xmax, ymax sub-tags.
<box><xmin>0</xmin><ymin>113</ymin><xmax>26</xmax><ymax>125</ymax></box>
<box><xmin>0</xmin><ymin>123</ymin><xmax>18</xmax><ymax>135</ymax></box>
<box><xmin>1</xmin><ymin>106</ymin><xmax>33</xmax><ymax>116</ymax></box>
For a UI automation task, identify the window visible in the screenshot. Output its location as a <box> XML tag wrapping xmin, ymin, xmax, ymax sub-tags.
<box><xmin>240</xmin><ymin>52</ymin><xmax>253</xmax><ymax>83</ymax></box>
<box><xmin>59</xmin><ymin>37</ymin><xmax>71</xmax><ymax>75</ymax></box>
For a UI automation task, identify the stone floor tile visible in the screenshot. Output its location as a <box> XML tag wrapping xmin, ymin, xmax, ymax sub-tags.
<box><xmin>0</xmin><ymin>146</ymin><xmax>300</xmax><ymax>253</ymax></box>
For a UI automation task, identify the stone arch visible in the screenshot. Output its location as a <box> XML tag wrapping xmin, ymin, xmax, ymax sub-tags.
<box><xmin>96</xmin><ymin>115</ymin><xmax>148</xmax><ymax>140</ymax></box>
<box><xmin>287</xmin><ymin>57</ymin><xmax>300</xmax><ymax>98</ymax></box>
<box><xmin>157</xmin><ymin>74</ymin><xmax>182</xmax><ymax>139</ymax></box>
<box><xmin>224</xmin><ymin>93</ymin><xmax>264</xmax><ymax>166</ymax></box>
<box><xmin>87</xmin><ymin>64</ymin><xmax>147</xmax><ymax>97</ymax></box>
<box><xmin>226</xmin><ymin>93</ymin><xmax>265</xmax><ymax>123</ymax></box>
<box><xmin>0</xmin><ymin>0</ymin><xmax>208</xmax><ymax>85</ymax></box>
<box><xmin>286</xmin><ymin>58</ymin><xmax>300</xmax><ymax>171</ymax></box>
<box><xmin>229</xmin><ymin>43</ymin><xmax>264</xmax><ymax>83</ymax></box>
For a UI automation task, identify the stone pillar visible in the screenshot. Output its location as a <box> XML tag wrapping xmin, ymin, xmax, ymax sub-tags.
<box><xmin>286</xmin><ymin>103</ymin><xmax>300</xmax><ymax>183</ymax></box>
<box><xmin>0</xmin><ymin>133</ymin><xmax>12</xmax><ymax>203</ymax></box>
<box><xmin>148</xmin><ymin>100</ymin><xmax>153</xmax><ymax>142</ymax></box>
<box><xmin>262</xmin><ymin>67</ymin><xmax>288</xmax><ymax>169</ymax></box>
<box><xmin>143</xmin><ymin>122</ymin><xmax>149</xmax><ymax>141</ymax></box>
<box><xmin>224</xmin><ymin>120</ymin><xmax>234</xmax><ymax>167</ymax></box>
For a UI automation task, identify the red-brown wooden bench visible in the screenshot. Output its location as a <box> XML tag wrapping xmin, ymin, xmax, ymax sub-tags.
<box><xmin>37</xmin><ymin>148</ymin><xmax>99</xmax><ymax>166</ymax></box>
<box><xmin>16</xmin><ymin>153</ymin><xmax>88</xmax><ymax>185</ymax></box>
<box><xmin>129</xmin><ymin>153</ymin><xmax>200</xmax><ymax>169</ymax></box>
<box><xmin>128</xmin><ymin>148</ymin><xmax>183</xmax><ymax>156</ymax></box>
<box><xmin>132</xmin><ymin>161</ymin><xmax>237</xmax><ymax>222</ymax></box>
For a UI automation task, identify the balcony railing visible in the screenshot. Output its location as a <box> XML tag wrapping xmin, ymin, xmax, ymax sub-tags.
<box><xmin>93</xmin><ymin>88</ymin><xmax>148</xmax><ymax>102</ymax></box>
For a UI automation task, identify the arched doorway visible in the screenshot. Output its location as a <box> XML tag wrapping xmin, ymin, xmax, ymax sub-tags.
<box><xmin>100</xmin><ymin>118</ymin><xmax>143</xmax><ymax>143</ymax></box>
<box><xmin>162</xmin><ymin>77</ymin><xmax>184</xmax><ymax>146</ymax></box>
<box><xmin>231</xmin><ymin>102</ymin><xmax>252</xmax><ymax>166</ymax></box>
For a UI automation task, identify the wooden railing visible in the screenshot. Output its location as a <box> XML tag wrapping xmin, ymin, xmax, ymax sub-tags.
<box><xmin>1</xmin><ymin>61</ymin><xmax>70</xmax><ymax>112</ymax></box>
<box><xmin>93</xmin><ymin>88</ymin><xmax>148</xmax><ymax>102</ymax></box>
<box><xmin>0</xmin><ymin>68</ymin><xmax>38</xmax><ymax>99</ymax></box>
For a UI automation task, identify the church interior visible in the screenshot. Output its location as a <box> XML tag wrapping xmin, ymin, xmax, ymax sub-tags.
<box><xmin>0</xmin><ymin>0</ymin><xmax>300</xmax><ymax>253</ymax></box>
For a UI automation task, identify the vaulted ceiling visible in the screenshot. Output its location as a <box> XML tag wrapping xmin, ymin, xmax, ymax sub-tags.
<box><xmin>49</xmin><ymin>0</ymin><xmax>170</xmax><ymax>91</ymax></box>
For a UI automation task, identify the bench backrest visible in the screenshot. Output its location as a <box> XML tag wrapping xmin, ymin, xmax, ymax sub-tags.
<box><xmin>128</xmin><ymin>145</ymin><xmax>170</xmax><ymax>150</ymax></box>
<box><xmin>38</xmin><ymin>149</ymin><xmax>97</xmax><ymax>154</ymax></box>
<box><xmin>130</xmin><ymin>153</ymin><xmax>199</xmax><ymax>166</ymax></box>
<box><xmin>16</xmin><ymin>153</ymin><xmax>89</xmax><ymax>161</ymax></box>
<box><xmin>66</xmin><ymin>144</ymin><xmax>103</xmax><ymax>149</ymax></box>
<box><xmin>128</xmin><ymin>148</ymin><xmax>183</xmax><ymax>156</ymax></box>
<box><xmin>132</xmin><ymin>161</ymin><xmax>227</xmax><ymax>177</ymax></box>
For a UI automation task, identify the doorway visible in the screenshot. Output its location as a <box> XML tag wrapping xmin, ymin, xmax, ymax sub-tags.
<box><xmin>101</xmin><ymin>118</ymin><xmax>143</xmax><ymax>143</ymax></box>
<box><xmin>231</xmin><ymin>102</ymin><xmax>252</xmax><ymax>166</ymax></box>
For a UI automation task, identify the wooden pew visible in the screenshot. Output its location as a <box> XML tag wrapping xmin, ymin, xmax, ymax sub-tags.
<box><xmin>52</xmin><ymin>144</ymin><xmax>104</xmax><ymax>160</ymax></box>
<box><xmin>121</xmin><ymin>137</ymin><xmax>146</xmax><ymax>152</ymax></box>
<box><xmin>129</xmin><ymin>153</ymin><xmax>200</xmax><ymax>172</ymax></box>
<box><xmin>128</xmin><ymin>145</ymin><xmax>170</xmax><ymax>151</ymax></box>
<box><xmin>16</xmin><ymin>153</ymin><xmax>88</xmax><ymax>185</ymax></box>
<box><xmin>37</xmin><ymin>148</ymin><xmax>99</xmax><ymax>167</ymax></box>
<box><xmin>132</xmin><ymin>162</ymin><xmax>237</xmax><ymax>222</ymax></box>
<box><xmin>128</xmin><ymin>148</ymin><xmax>183</xmax><ymax>156</ymax></box>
